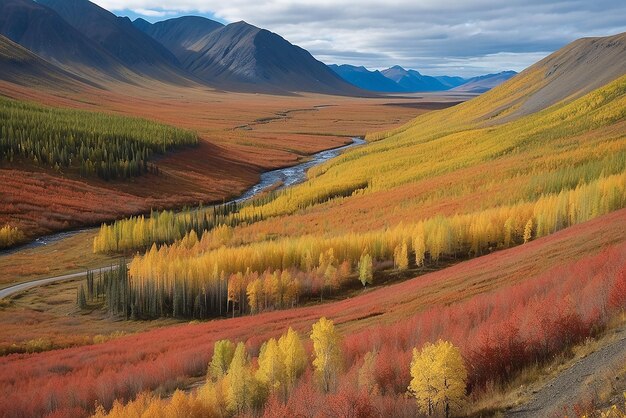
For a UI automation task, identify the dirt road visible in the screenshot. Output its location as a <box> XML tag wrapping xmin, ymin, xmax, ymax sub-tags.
<box><xmin>507</xmin><ymin>326</ymin><xmax>626</xmax><ymax>417</ymax></box>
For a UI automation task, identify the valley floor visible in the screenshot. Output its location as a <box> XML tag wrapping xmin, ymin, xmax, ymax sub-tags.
<box><xmin>0</xmin><ymin>79</ymin><xmax>466</xmax><ymax>243</ymax></box>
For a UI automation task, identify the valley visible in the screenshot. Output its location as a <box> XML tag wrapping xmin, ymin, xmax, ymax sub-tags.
<box><xmin>0</xmin><ymin>1</ymin><xmax>625</xmax><ymax>417</ymax></box>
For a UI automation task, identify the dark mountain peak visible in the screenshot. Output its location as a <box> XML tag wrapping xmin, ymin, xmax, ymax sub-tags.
<box><xmin>0</xmin><ymin>0</ymin><xmax>121</xmax><ymax>75</ymax></box>
<box><xmin>132</xmin><ymin>17</ymin><xmax>152</xmax><ymax>31</ymax></box>
<box><xmin>37</xmin><ymin>0</ymin><xmax>183</xmax><ymax>74</ymax></box>
<box><xmin>389</xmin><ymin>65</ymin><xmax>406</xmax><ymax>71</ymax></box>
<box><xmin>178</xmin><ymin>20</ymin><xmax>362</xmax><ymax>94</ymax></box>
<box><xmin>134</xmin><ymin>15</ymin><xmax>223</xmax><ymax>59</ymax></box>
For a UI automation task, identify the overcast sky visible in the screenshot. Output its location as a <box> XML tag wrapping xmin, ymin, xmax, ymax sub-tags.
<box><xmin>93</xmin><ymin>0</ymin><xmax>626</xmax><ymax>77</ymax></box>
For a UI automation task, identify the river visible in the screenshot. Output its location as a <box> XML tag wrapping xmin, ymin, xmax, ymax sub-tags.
<box><xmin>1</xmin><ymin>137</ymin><xmax>365</xmax><ymax>256</ymax></box>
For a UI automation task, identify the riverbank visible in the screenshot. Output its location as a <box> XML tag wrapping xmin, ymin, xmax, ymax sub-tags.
<box><xmin>0</xmin><ymin>138</ymin><xmax>365</xmax><ymax>291</ymax></box>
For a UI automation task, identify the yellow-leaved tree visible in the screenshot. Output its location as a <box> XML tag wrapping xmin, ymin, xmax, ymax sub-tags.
<box><xmin>278</xmin><ymin>327</ymin><xmax>307</xmax><ymax>390</ymax></box>
<box><xmin>225</xmin><ymin>342</ymin><xmax>254</xmax><ymax>414</ymax></box>
<box><xmin>358</xmin><ymin>253</ymin><xmax>373</xmax><ymax>287</ymax></box>
<box><xmin>311</xmin><ymin>317</ymin><xmax>343</xmax><ymax>392</ymax></box>
<box><xmin>256</xmin><ymin>338</ymin><xmax>285</xmax><ymax>392</ymax></box>
<box><xmin>208</xmin><ymin>339</ymin><xmax>236</xmax><ymax>380</ymax></box>
<box><xmin>409</xmin><ymin>340</ymin><xmax>467</xmax><ymax>418</ymax></box>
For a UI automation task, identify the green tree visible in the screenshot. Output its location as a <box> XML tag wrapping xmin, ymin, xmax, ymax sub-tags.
<box><xmin>208</xmin><ymin>339</ymin><xmax>236</xmax><ymax>380</ymax></box>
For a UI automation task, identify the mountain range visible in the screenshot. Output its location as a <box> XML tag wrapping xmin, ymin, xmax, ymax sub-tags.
<box><xmin>0</xmin><ymin>0</ymin><xmax>515</xmax><ymax>95</ymax></box>
<box><xmin>329</xmin><ymin>63</ymin><xmax>517</xmax><ymax>93</ymax></box>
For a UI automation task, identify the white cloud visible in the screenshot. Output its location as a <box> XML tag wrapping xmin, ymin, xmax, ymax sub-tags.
<box><xmin>91</xmin><ymin>0</ymin><xmax>626</xmax><ymax>76</ymax></box>
<box><xmin>132</xmin><ymin>8</ymin><xmax>177</xmax><ymax>17</ymax></box>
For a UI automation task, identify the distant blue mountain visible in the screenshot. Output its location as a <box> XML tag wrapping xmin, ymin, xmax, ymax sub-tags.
<box><xmin>328</xmin><ymin>64</ymin><xmax>407</xmax><ymax>92</ymax></box>
<box><xmin>329</xmin><ymin>63</ymin><xmax>518</xmax><ymax>93</ymax></box>
<box><xmin>434</xmin><ymin>75</ymin><xmax>467</xmax><ymax>89</ymax></box>
<box><xmin>381</xmin><ymin>65</ymin><xmax>448</xmax><ymax>91</ymax></box>
<box><xmin>452</xmin><ymin>71</ymin><xmax>518</xmax><ymax>93</ymax></box>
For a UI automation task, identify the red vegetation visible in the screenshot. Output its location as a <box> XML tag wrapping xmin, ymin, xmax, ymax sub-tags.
<box><xmin>0</xmin><ymin>209</ymin><xmax>624</xmax><ymax>417</ymax></box>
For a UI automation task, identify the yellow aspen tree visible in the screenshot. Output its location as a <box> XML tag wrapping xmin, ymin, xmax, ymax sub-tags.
<box><xmin>523</xmin><ymin>217</ymin><xmax>534</xmax><ymax>243</ymax></box>
<box><xmin>503</xmin><ymin>217</ymin><xmax>513</xmax><ymax>248</ymax></box>
<box><xmin>225</xmin><ymin>342</ymin><xmax>254</xmax><ymax>414</ymax></box>
<box><xmin>413</xmin><ymin>230</ymin><xmax>426</xmax><ymax>267</ymax></box>
<box><xmin>394</xmin><ymin>240</ymin><xmax>409</xmax><ymax>271</ymax></box>
<box><xmin>409</xmin><ymin>340</ymin><xmax>467</xmax><ymax>418</ymax></box>
<box><xmin>246</xmin><ymin>278</ymin><xmax>263</xmax><ymax>314</ymax></box>
<box><xmin>311</xmin><ymin>317</ymin><xmax>343</xmax><ymax>392</ymax></box>
<box><xmin>358</xmin><ymin>253</ymin><xmax>373</xmax><ymax>287</ymax></box>
<box><xmin>256</xmin><ymin>338</ymin><xmax>285</xmax><ymax>392</ymax></box>
<box><xmin>208</xmin><ymin>339</ymin><xmax>236</xmax><ymax>380</ymax></box>
<box><xmin>278</xmin><ymin>327</ymin><xmax>307</xmax><ymax>390</ymax></box>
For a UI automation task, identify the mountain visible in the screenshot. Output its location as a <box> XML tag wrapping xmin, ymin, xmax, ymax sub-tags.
<box><xmin>381</xmin><ymin>65</ymin><xmax>447</xmax><ymax>91</ymax></box>
<box><xmin>434</xmin><ymin>75</ymin><xmax>467</xmax><ymax>89</ymax></box>
<box><xmin>452</xmin><ymin>70</ymin><xmax>517</xmax><ymax>93</ymax></box>
<box><xmin>505</xmin><ymin>32</ymin><xmax>626</xmax><ymax>117</ymax></box>
<box><xmin>328</xmin><ymin>64</ymin><xmax>407</xmax><ymax>92</ymax></box>
<box><xmin>36</xmin><ymin>0</ymin><xmax>189</xmax><ymax>82</ymax></box>
<box><xmin>0</xmin><ymin>0</ymin><xmax>121</xmax><ymax>77</ymax></box>
<box><xmin>133</xmin><ymin>16</ymin><xmax>224</xmax><ymax>61</ymax></box>
<box><xmin>0</xmin><ymin>33</ymin><xmax>93</xmax><ymax>87</ymax></box>
<box><xmin>175</xmin><ymin>20</ymin><xmax>363</xmax><ymax>94</ymax></box>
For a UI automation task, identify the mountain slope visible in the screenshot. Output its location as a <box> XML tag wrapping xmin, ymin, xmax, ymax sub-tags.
<box><xmin>180</xmin><ymin>21</ymin><xmax>364</xmax><ymax>94</ymax></box>
<box><xmin>0</xmin><ymin>34</ymin><xmax>93</xmax><ymax>87</ymax></box>
<box><xmin>435</xmin><ymin>75</ymin><xmax>467</xmax><ymax>89</ymax></box>
<box><xmin>381</xmin><ymin>65</ymin><xmax>447</xmax><ymax>91</ymax></box>
<box><xmin>0</xmin><ymin>0</ymin><xmax>121</xmax><ymax>77</ymax></box>
<box><xmin>328</xmin><ymin>64</ymin><xmax>408</xmax><ymax>92</ymax></box>
<box><xmin>133</xmin><ymin>16</ymin><xmax>224</xmax><ymax>61</ymax></box>
<box><xmin>510</xmin><ymin>32</ymin><xmax>626</xmax><ymax>117</ymax></box>
<box><xmin>36</xmin><ymin>0</ymin><xmax>189</xmax><ymax>82</ymax></box>
<box><xmin>451</xmin><ymin>70</ymin><xmax>517</xmax><ymax>93</ymax></box>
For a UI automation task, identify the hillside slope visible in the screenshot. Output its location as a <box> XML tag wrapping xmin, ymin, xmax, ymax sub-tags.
<box><xmin>0</xmin><ymin>34</ymin><xmax>93</xmax><ymax>87</ymax></box>
<box><xmin>2</xmin><ymin>206</ymin><xmax>624</xmax><ymax>416</ymax></box>
<box><xmin>451</xmin><ymin>70</ymin><xmax>516</xmax><ymax>93</ymax></box>
<box><xmin>36</xmin><ymin>0</ymin><xmax>190</xmax><ymax>83</ymax></box>
<box><xmin>0</xmin><ymin>0</ymin><xmax>122</xmax><ymax>79</ymax></box>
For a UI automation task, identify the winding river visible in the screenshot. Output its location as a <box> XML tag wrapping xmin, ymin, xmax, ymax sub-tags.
<box><xmin>1</xmin><ymin>137</ymin><xmax>365</xmax><ymax>257</ymax></box>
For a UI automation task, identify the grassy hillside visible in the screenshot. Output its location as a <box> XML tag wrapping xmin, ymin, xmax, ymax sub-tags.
<box><xmin>3</xmin><ymin>208</ymin><xmax>625</xmax><ymax>417</ymax></box>
<box><xmin>91</xmin><ymin>72</ymin><xmax>626</xmax><ymax>321</ymax></box>
<box><xmin>0</xmin><ymin>95</ymin><xmax>198</xmax><ymax>181</ymax></box>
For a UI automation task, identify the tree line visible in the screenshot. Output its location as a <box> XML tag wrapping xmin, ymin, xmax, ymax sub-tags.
<box><xmin>86</xmin><ymin>172</ymin><xmax>626</xmax><ymax>320</ymax></box>
<box><xmin>93</xmin><ymin>318</ymin><xmax>468</xmax><ymax>418</ymax></box>
<box><xmin>0</xmin><ymin>224</ymin><xmax>24</xmax><ymax>249</ymax></box>
<box><xmin>0</xmin><ymin>96</ymin><xmax>198</xmax><ymax>180</ymax></box>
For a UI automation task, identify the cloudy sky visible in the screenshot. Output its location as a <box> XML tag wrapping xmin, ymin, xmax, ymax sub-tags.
<box><xmin>93</xmin><ymin>0</ymin><xmax>626</xmax><ymax>77</ymax></box>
